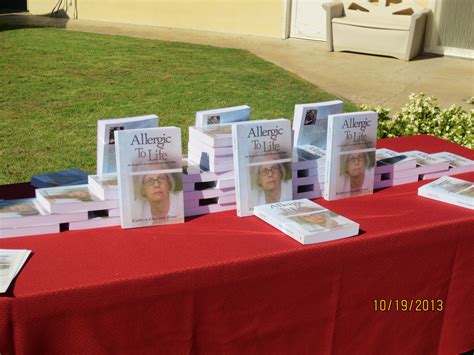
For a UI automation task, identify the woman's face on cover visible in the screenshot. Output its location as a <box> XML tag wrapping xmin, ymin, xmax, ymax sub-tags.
<box><xmin>142</xmin><ymin>173</ymin><xmax>170</xmax><ymax>203</ymax></box>
<box><xmin>257</xmin><ymin>163</ymin><xmax>282</xmax><ymax>191</ymax></box>
<box><xmin>346</xmin><ymin>153</ymin><xmax>366</xmax><ymax>177</ymax></box>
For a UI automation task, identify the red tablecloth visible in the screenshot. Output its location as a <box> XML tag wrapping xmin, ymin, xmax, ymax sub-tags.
<box><xmin>0</xmin><ymin>135</ymin><xmax>473</xmax><ymax>355</ymax></box>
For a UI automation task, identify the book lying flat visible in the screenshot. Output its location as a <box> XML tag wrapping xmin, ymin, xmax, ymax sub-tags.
<box><xmin>195</xmin><ymin>105</ymin><xmax>251</xmax><ymax>126</ymax></box>
<box><xmin>97</xmin><ymin>114</ymin><xmax>159</xmax><ymax>176</ymax></box>
<box><xmin>31</xmin><ymin>169</ymin><xmax>89</xmax><ymax>188</ymax></box>
<box><xmin>418</xmin><ymin>176</ymin><xmax>474</xmax><ymax>210</ymax></box>
<box><xmin>401</xmin><ymin>150</ymin><xmax>450</xmax><ymax>176</ymax></box>
<box><xmin>422</xmin><ymin>152</ymin><xmax>474</xmax><ymax>178</ymax></box>
<box><xmin>0</xmin><ymin>249</ymin><xmax>31</xmax><ymax>292</ymax></box>
<box><xmin>0</xmin><ymin>198</ymin><xmax>88</xmax><ymax>228</ymax></box>
<box><xmin>254</xmin><ymin>199</ymin><xmax>359</xmax><ymax>245</ymax></box>
<box><xmin>35</xmin><ymin>185</ymin><xmax>118</xmax><ymax>213</ymax></box>
<box><xmin>0</xmin><ymin>224</ymin><xmax>60</xmax><ymax>239</ymax></box>
<box><xmin>375</xmin><ymin>148</ymin><xmax>417</xmax><ymax>175</ymax></box>
<box><xmin>115</xmin><ymin>127</ymin><xmax>184</xmax><ymax>228</ymax></box>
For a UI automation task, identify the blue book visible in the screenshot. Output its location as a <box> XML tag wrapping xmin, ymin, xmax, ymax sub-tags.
<box><xmin>31</xmin><ymin>169</ymin><xmax>89</xmax><ymax>188</ymax></box>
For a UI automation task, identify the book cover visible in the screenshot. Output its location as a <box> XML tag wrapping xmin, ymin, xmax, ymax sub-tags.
<box><xmin>375</xmin><ymin>148</ymin><xmax>417</xmax><ymax>174</ymax></box>
<box><xmin>232</xmin><ymin>119</ymin><xmax>293</xmax><ymax>217</ymax></box>
<box><xmin>195</xmin><ymin>105</ymin><xmax>251</xmax><ymax>126</ymax></box>
<box><xmin>115</xmin><ymin>127</ymin><xmax>184</xmax><ymax>228</ymax></box>
<box><xmin>254</xmin><ymin>199</ymin><xmax>359</xmax><ymax>245</ymax></box>
<box><xmin>418</xmin><ymin>176</ymin><xmax>474</xmax><ymax>209</ymax></box>
<box><xmin>31</xmin><ymin>169</ymin><xmax>89</xmax><ymax>188</ymax></box>
<box><xmin>97</xmin><ymin>114</ymin><xmax>159</xmax><ymax>176</ymax></box>
<box><xmin>293</xmin><ymin>100</ymin><xmax>343</xmax><ymax>158</ymax></box>
<box><xmin>324</xmin><ymin>111</ymin><xmax>378</xmax><ymax>200</ymax></box>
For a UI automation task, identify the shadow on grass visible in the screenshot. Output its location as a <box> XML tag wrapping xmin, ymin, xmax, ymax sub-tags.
<box><xmin>0</xmin><ymin>9</ymin><xmax>71</xmax><ymax>32</ymax></box>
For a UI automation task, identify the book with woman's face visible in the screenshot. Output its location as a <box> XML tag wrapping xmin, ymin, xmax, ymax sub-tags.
<box><xmin>324</xmin><ymin>111</ymin><xmax>378</xmax><ymax>201</ymax></box>
<box><xmin>114</xmin><ymin>127</ymin><xmax>184</xmax><ymax>229</ymax></box>
<box><xmin>232</xmin><ymin>119</ymin><xmax>293</xmax><ymax>217</ymax></box>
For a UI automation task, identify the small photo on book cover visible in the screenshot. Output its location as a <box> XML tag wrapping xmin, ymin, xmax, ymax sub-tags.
<box><xmin>336</xmin><ymin>150</ymin><xmax>376</xmax><ymax>197</ymax></box>
<box><xmin>115</xmin><ymin>127</ymin><xmax>184</xmax><ymax>229</ymax></box>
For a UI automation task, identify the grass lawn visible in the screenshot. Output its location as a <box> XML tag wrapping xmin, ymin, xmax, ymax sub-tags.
<box><xmin>0</xmin><ymin>25</ymin><xmax>357</xmax><ymax>185</ymax></box>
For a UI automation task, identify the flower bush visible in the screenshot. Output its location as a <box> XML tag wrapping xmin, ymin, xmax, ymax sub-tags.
<box><xmin>361</xmin><ymin>93</ymin><xmax>473</xmax><ymax>149</ymax></box>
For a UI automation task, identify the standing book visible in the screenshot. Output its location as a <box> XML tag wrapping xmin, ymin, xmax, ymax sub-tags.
<box><xmin>114</xmin><ymin>127</ymin><xmax>184</xmax><ymax>228</ymax></box>
<box><xmin>97</xmin><ymin>114</ymin><xmax>159</xmax><ymax>176</ymax></box>
<box><xmin>292</xmin><ymin>100</ymin><xmax>343</xmax><ymax>158</ymax></box>
<box><xmin>195</xmin><ymin>105</ymin><xmax>251</xmax><ymax>126</ymax></box>
<box><xmin>232</xmin><ymin>119</ymin><xmax>293</xmax><ymax>217</ymax></box>
<box><xmin>254</xmin><ymin>199</ymin><xmax>359</xmax><ymax>245</ymax></box>
<box><xmin>324</xmin><ymin>111</ymin><xmax>378</xmax><ymax>200</ymax></box>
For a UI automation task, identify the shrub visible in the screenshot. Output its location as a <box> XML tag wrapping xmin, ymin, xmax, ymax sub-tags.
<box><xmin>361</xmin><ymin>93</ymin><xmax>473</xmax><ymax>149</ymax></box>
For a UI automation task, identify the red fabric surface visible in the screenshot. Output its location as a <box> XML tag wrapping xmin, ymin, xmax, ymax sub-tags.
<box><xmin>0</xmin><ymin>135</ymin><xmax>473</xmax><ymax>355</ymax></box>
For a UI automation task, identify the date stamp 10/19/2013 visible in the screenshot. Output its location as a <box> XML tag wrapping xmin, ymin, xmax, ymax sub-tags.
<box><xmin>373</xmin><ymin>299</ymin><xmax>444</xmax><ymax>312</ymax></box>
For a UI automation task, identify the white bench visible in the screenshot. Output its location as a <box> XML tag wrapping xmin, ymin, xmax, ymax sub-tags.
<box><xmin>323</xmin><ymin>0</ymin><xmax>430</xmax><ymax>60</ymax></box>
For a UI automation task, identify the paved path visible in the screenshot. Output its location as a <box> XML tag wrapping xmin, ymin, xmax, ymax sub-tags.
<box><xmin>1</xmin><ymin>13</ymin><xmax>473</xmax><ymax>112</ymax></box>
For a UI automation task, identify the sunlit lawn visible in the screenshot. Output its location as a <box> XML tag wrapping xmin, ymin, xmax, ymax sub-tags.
<box><xmin>0</xmin><ymin>25</ymin><xmax>357</xmax><ymax>184</ymax></box>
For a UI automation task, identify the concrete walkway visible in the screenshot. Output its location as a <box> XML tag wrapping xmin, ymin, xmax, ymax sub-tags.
<box><xmin>1</xmin><ymin>13</ymin><xmax>473</xmax><ymax>112</ymax></box>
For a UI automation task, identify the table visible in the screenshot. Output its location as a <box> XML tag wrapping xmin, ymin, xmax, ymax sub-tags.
<box><xmin>1</xmin><ymin>135</ymin><xmax>473</xmax><ymax>355</ymax></box>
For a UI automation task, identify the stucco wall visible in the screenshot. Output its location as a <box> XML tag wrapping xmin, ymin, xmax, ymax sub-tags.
<box><xmin>28</xmin><ymin>0</ymin><xmax>286</xmax><ymax>38</ymax></box>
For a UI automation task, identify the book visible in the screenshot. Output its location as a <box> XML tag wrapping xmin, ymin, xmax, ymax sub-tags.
<box><xmin>401</xmin><ymin>150</ymin><xmax>450</xmax><ymax>176</ymax></box>
<box><xmin>35</xmin><ymin>185</ymin><xmax>118</xmax><ymax>213</ymax></box>
<box><xmin>0</xmin><ymin>198</ymin><xmax>87</xmax><ymax>228</ymax></box>
<box><xmin>426</xmin><ymin>152</ymin><xmax>474</xmax><ymax>177</ymax></box>
<box><xmin>188</xmin><ymin>124</ymin><xmax>233</xmax><ymax>148</ymax></box>
<box><xmin>375</xmin><ymin>148</ymin><xmax>417</xmax><ymax>175</ymax></box>
<box><xmin>254</xmin><ymin>199</ymin><xmax>359</xmax><ymax>245</ymax></box>
<box><xmin>184</xmin><ymin>202</ymin><xmax>236</xmax><ymax>217</ymax></box>
<box><xmin>232</xmin><ymin>119</ymin><xmax>293</xmax><ymax>217</ymax></box>
<box><xmin>88</xmin><ymin>174</ymin><xmax>119</xmax><ymax>200</ymax></box>
<box><xmin>69</xmin><ymin>216</ymin><xmax>121</xmax><ymax>230</ymax></box>
<box><xmin>324</xmin><ymin>111</ymin><xmax>378</xmax><ymax>200</ymax></box>
<box><xmin>0</xmin><ymin>249</ymin><xmax>31</xmax><ymax>292</ymax></box>
<box><xmin>97</xmin><ymin>114</ymin><xmax>159</xmax><ymax>176</ymax></box>
<box><xmin>114</xmin><ymin>127</ymin><xmax>184</xmax><ymax>228</ymax></box>
<box><xmin>1</xmin><ymin>224</ymin><xmax>60</xmax><ymax>239</ymax></box>
<box><xmin>293</xmin><ymin>100</ymin><xmax>343</xmax><ymax>157</ymax></box>
<box><xmin>418</xmin><ymin>176</ymin><xmax>473</xmax><ymax>210</ymax></box>
<box><xmin>195</xmin><ymin>105</ymin><xmax>251</xmax><ymax>126</ymax></box>
<box><xmin>31</xmin><ymin>169</ymin><xmax>89</xmax><ymax>188</ymax></box>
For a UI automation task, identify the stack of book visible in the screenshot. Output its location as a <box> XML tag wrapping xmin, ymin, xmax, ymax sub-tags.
<box><xmin>291</xmin><ymin>101</ymin><xmax>343</xmax><ymax>200</ymax></box>
<box><xmin>0</xmin><ymin>249</ymin><xmax>31</xmax><ymax>293</ymax></box>
<box><xmin>374</xmin><ymin>148</ymin><xmax>418</xmax><ymax>188</ymax></box>
<box><xmin>423</xmin><ymin>152</ymin><xmax>474</xmax><ymax>179</ymax></box>
<box><xmin>254</xmin><ymin>199</ymin><xmax>359</xmax><ymax>245</ymax></box>
<box><xmin>35</xmin><ymin>184</ymin><xmax>120</xmax><ymax>231</ymax></box>
<box><xmin>186</xmin><ymin>124</ymin><xmax>237</xmax><ymax>216</ymax></box>
<box><xmin>401</xmin><ymin>150</ymin><xmax>450</xmax><ymax>180</ymax></box>
<box><xmin>292</xmin><ymin>148</ymin><xmax>326</xmax><ymax>200</ymax></box>
<box><xmin>418</xmin><ymin>176</ymin><xmax>473</xmax><ymax>210</ymax></box>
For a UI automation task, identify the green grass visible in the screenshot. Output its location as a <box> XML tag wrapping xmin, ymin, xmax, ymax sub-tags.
<box><xmin>0</xmin><ymin>25</ymin><xmax>358</xmax><ymax>184</ymax></box>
